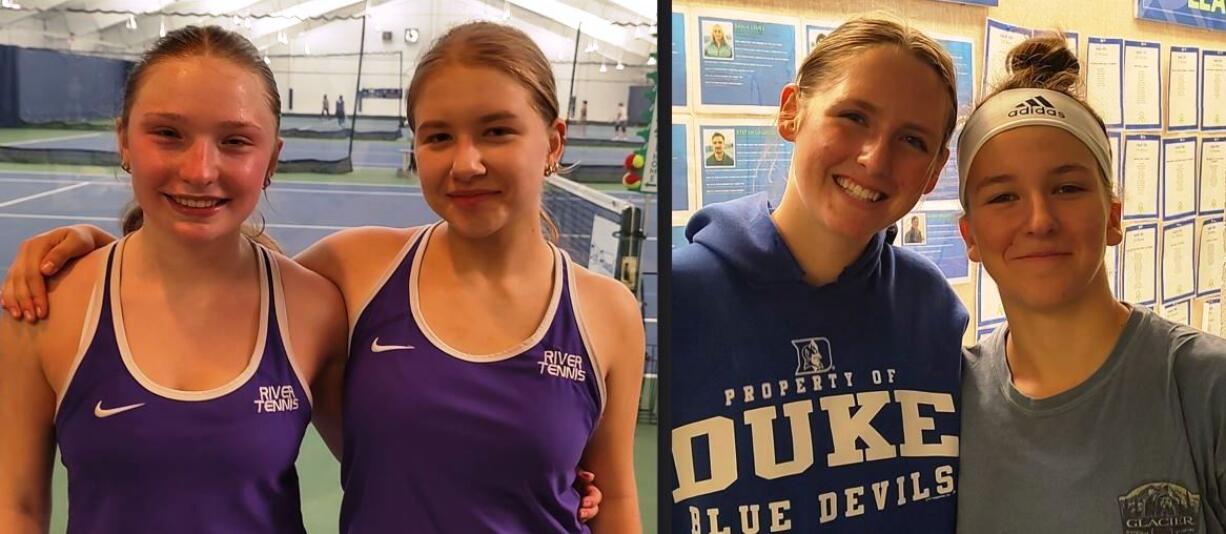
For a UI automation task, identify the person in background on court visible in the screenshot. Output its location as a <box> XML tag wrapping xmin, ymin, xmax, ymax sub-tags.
<box><xmin>613</xmin><ymin>102</ymin><xmax>626</xmax><ymax>141</ymax></box>
<box><xmin>704</xmin><ymin>132</ymin><xmax>734</xmax><ymax>167</ymax></box>
<box><xmin>335</xmin><ymin>94</ymin><xmax>346</xmax><ymax>127</ymax></box>
<box><xmin>704</xmin><ymin>24</ymin><xmax>732</xmax><ymax>59</ymax></box>
<box><xmin>904</xmin><ymin>215</ymin><xmax>924</xmax><ymax>244</ymax></box>
<box><xmin>321</xmin><ymin>93</ymin><xmax>330</xmax><ymax>118</ymax></box>
<box><xmin>0</xmin><ymin>21</ymin><xmax>638</xmax><ymax>534</ymax></box>
<box><xmin>956</xmin><ymin>34</ymin><xmax>1226</xmax><ymax>533</ymax></box>
<box><xmin>578</xmin><ymin>99</ymin><xmax>588</xmax><ymax>138</ymax></box>
<box><xmin>671</xmin><ymin>17</ymin><xmax>964</xmax><ymax>532</ymax></box>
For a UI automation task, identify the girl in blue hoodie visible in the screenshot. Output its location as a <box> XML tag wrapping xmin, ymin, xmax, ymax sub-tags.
<box><xmin>671</xmin><ymin>17</ymin><xmax>968</xmax><ymax>533</ymax></box>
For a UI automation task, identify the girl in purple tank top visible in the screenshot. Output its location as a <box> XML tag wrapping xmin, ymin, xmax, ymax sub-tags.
<box><xmin>322</xmin><ymin>24</ymin><xmax>645</xmax><ymax>531</ymax></box>
<box><xmin>0</xmin><ymin>26</ymin><xmax>349</xmax><ymax>533</ymax></box>
<box><xmin>2</xmin><ymin>22</ymin><xmax>633</xmax><ymax>534</ymax></box>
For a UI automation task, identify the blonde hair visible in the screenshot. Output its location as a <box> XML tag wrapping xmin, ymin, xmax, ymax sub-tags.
<box><xmin>793</xmin><ymin>17</ymin><xmax>958</xmax><ymax>147</ymax></box>
<box><xmin>406</xmin><ymin>22</ymin><xmax>558</xmax><ymax>131</ymax></box>
<box><xmin>971</xmin><ymin>33</ymin><xmax>1114</xmax><ymax>199</ymax></box>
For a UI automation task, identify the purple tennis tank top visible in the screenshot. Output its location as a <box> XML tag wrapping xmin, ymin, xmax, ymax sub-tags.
<box><xmin>54</xmin><ymin>238</ymin><xmax>312</xmax><ymax>533</ymax></box>
<box><xmin>341</xmin><ymin>224</ymin><xmax>606</xmax><ymax>533</ymax></box>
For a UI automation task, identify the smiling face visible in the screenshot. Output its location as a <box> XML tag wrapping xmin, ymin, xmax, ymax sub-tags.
<box><xmin>777</xmin><ymin>45</ymin><xmax>951</xmax><ymax>245</ymax></box>
<box><xmin>711</xmin><ymin>25</ymin><xmax>726</xmax><ymax>46</ymax></box>
<box><xmin>412</xmin><ymin>64</ymin><xmax>563</xmax><ymax>239</ymax></box>
<box><xmin>959</xmin><ymin>126</ymin><xmax>1122</xmax><ymax>312</ymax></box>
<box><xmin>119</xmin><ymin>55</ymin><xmax>281</xmax><ymax>243</ymax></box>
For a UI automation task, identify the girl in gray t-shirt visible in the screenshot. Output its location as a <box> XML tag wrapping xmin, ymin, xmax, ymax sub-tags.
<box><xmin>955</xmin><ymin>34</ymin><xmax>1226</xmax><ymax>533</ymax></box>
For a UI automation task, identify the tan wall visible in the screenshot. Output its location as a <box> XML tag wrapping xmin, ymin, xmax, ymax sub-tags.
<box><xmin>673</xmin><ymin>0</ymin><xmax>1226</xmax><ymax>345</ymax></box>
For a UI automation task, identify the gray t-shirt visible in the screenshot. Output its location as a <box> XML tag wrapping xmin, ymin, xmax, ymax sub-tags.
<box><xmin>959</xmin><ymin>306</ymin><xmax>1226</xmax><ymax>533</ymax></box>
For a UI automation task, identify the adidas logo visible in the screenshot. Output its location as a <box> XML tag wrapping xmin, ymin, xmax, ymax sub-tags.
<box><xmin>1008</xmin><ymin>96</ymin><xmax>1066</xmax><ymax>118</ymax></box>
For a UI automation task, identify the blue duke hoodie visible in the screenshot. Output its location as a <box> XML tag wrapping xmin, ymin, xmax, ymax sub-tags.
<box><xmin>670</xmin><ymin>194</ymin><xmax>967</xmax><ymax>533</ymax></box>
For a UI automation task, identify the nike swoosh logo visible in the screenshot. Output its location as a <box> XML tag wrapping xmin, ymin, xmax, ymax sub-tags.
<box><xmin>371</xmin><ymin>337</ymin><xmax>415</xmax><ymax>353</ymax></box>
<box><xmin>94</xmin><ymin>401</ymin><xmax>146</xmax><ymax>418</ymax></box>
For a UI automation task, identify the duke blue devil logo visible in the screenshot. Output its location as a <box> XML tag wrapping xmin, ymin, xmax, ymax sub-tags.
<box><xmin>792</xmin><ymin>337</ymin><xmax>833</xmax><ymax>376</ymax></box>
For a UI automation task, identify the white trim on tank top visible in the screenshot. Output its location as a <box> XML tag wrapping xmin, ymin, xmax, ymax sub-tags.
<box><xmin>53</xmin><ymin>241</ymin><xmax>115</xmax><ymax>418</ymax></box>
<box><xmin>562</xmin><ymin>248</ymin><xmax>607</xmax><ymax>418</ymax></box>
<box><xmin>346</xmin><ymin>226</ymin><xmax>427</xmax><ymax>345</ymax></box>
<box><xmin>111</xmin><ymin>236</ymin><xmax>271</xmax><ymax>402</ymax></box>
<box><xmin>409</xmin><ymin>223</ymin><xmax>565</xmax><ymax>363</ymax></box>
<box><xmin>263</xmin><ymin>244</ymin><xmax>314</xmax><ymax>407</ymax></box>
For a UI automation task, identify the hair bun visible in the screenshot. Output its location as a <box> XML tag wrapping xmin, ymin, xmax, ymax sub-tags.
<box><xmin>1006</xmin><ymin>34</ymin><xmax>1079</xmax><ymax>92</ymax></box>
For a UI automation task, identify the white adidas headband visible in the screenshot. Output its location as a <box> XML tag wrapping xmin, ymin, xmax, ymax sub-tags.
<box><xmin>956</xmin><ymin>88</ymin><xmax>1112</xmax><ymax>209</ymax></box>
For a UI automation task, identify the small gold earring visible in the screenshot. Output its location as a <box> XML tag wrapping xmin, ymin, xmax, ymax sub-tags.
<box><xmin>121</xmin><ymin>161</ymin><xmax>131</xmax><ymax>173</ymax></box>
<box><xmin>545</xmin><ymin>161</ymin><xmax>558</xmax><ymax>176</ymax></box>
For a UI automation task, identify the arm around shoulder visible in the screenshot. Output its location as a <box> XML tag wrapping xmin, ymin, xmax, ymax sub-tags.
<box><xmin>293</xmin><ymin>226</ymin><xmax>420</xmax><ymax>320</ymax></box>
<box><xmin>2</xmin><ymin>224</ymin><xmax>115</xmax><ymax>323</ymax></box>
<box><xmin>293</xmin><ymin>226</ymin><xmax>417</xmax><ymax>290</ymax></box>
<box><xmin>574</xmin><ymin>270</ymin><xmax>645</xmax><ymax>534</ymax></box>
